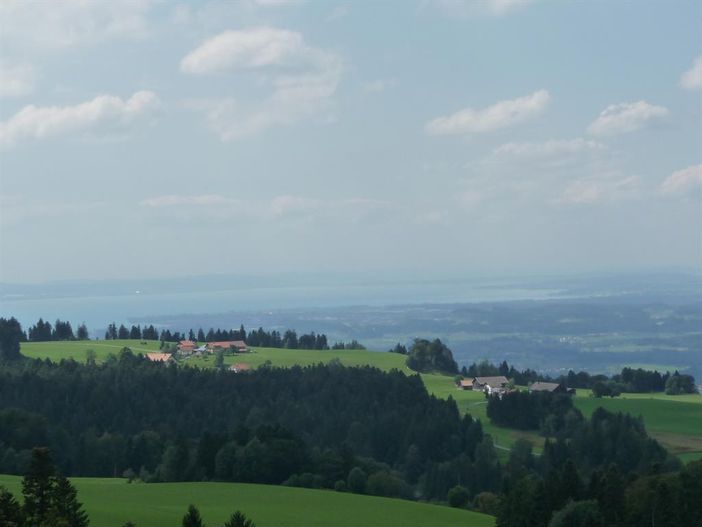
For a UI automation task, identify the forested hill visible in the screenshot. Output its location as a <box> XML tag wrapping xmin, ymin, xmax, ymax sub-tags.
<box><xmin>0</xmin><ymin>354</ymin><xmax>486</xmax><ymax>499</ymax></box>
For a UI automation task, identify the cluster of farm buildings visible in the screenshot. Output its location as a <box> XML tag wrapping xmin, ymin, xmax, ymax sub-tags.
<box><xmin>457</xmin><ymin>376</ymin><xmax>576</xmax><ymax>397</ymax></box>
<box><xmin>144</xmin><ymin>340</ymin><xmax>250</xmax><ymax>372</ymax></box>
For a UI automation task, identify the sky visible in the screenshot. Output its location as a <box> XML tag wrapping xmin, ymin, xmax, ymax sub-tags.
<box><xmin>0</xmin><ymin>0</ymin><xmax>700</xmax><ymax>284</ymax></box>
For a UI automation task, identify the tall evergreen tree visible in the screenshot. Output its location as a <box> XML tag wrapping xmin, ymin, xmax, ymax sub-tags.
<box><xmin>118</xmin><ymin>325</ymin><xmax>130</xmax><ymax>340</ymax></box>
<box><xmin>47</xmin><ymin>476</ymin><xmax>89</xmax><ymax>527</ymax></box>
<box><xmin>129</xmin><ymin>325</ymin><xmax>142</xmax><ymax>340</ymax></box>
<box><xmin>28</xmin><ymin>318</ymin><xmax>53</xmax><ymax>342</ymax></box>
<box><xmin>222</xmin><ymin>511</ymin><xmax>255</xmax><ymax>527</ymax></box>
<box><xmin>0</xmin><ymin>486</ymin><xmax>23</xmax><ymax>526</ymax></box>
<box><xmin>22</xmin><ymin>447</ymin><xmax>56</xmax><ymax>526</ymax></box>
<box><xmin>76</xmin><ymin>323</ymin><xmax>89</xmax><ymax>340</ymax></box>
<box><xmin>0</xmin><ymin>317</ymin><xmax>24</xmax><ymax>361</ymax></box>
<box><xmin>182</xmin><ymin>505</ymin><xmax>204</xmax><ymax>527</ymax></box>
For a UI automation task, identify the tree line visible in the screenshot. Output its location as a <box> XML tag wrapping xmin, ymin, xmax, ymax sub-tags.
<box><xmin>0</xmin><ymin>317</ymin><xmax>91</xmax><ymax>343</ymax></box>
<box><xmin>0</xmin><ymin>317</ymin><xmax>366</xmax><ymax>355</ymax></box>
<box><xmin>458</xmin><ymin>358</ymin><xmax>697</xmax><ymax>396</ymax></box>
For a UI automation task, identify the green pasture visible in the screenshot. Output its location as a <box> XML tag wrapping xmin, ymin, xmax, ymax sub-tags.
<box><xmin>0</xmin><ymin>476</ymin><xmax>494</xmax><ymax>527</ymax></box>
<box><xmin>20</xmin><ymin>339</ymin><xmax>162</xmax><ymax>362</ymax></box>
<box><xmin>573</xmin><ymin>391</ymin><xmax>702</xmax><ymax>457</ymax></box>
<box><xmin>419</xmin><ymin>374</ymin><xmax>544</xmax><ymax>453</ymax></box>
<box><xmin>188</xmin><ymin>345</ymin><xmax>410</xmax><ymax>372</ymax></box>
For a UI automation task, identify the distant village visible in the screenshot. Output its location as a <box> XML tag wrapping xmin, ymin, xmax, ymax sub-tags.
<box><xmin>144</xmin><ymin>339</ymin><xmax>250</xmax><ymax>372</ymax></box>
<box><xmin>456</xmin><ymin>375</ymin><xmax>576</xmax><ymax>398</ymax></box>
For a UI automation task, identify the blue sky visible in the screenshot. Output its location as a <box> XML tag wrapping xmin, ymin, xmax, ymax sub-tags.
<box><xmin>0</xmin><ymin>0</ymin><xmax>700</xmax><ymax>283</ymax></box>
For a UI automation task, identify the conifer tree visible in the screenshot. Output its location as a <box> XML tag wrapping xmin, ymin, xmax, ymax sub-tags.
<box><xmin>0</xmin><ymin>486</ymin><xmax>23</xmax><ymax>526</ymax></box>
<box><xmin>222</xmin><ymin>511</ymin><xmax>255</xmax><ymax>527</ymax></box>
<box><xmin>22</xmin><ymin>447</ymin><xmax>55</xmax><ymax>525</ymax></box>
<box><xmin>47</xmin><ymin>476</ymin><xmax>89</xmax><ymax>527</ymax></box>
<box><xmin>182</xmin><ymin>505</ymin><xmax>204</xmax><ymax>527</ymax></box>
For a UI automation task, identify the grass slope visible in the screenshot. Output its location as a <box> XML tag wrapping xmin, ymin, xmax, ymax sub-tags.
<box><xmin>20</xmin><ymin>339</ymin><xmax>162</xmax><ymax>362</ymax></box>
<box><xmin>18</xmin><ymin>340</ymin><xmax>702</xmax><ymax>459</ymax></box>
<box><xmin>573</xmin><ymin>392</ymin><xmax>702</xmax><ymax>457</ymax></box>
<box><xmin>0</xmin><ymin>476</ymin><xmax>494</xmax><ymax>527</ymax></box>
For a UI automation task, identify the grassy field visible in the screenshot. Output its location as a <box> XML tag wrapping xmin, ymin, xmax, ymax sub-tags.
<box><xmin>419</xmin><ymin>373</ymin><xmax>544</xmax><ymax>454</ymax></box>
<box><xmin>573</xmin><ymin>391</ymin><xmax>702</xmax><ymax>457</ymax></box>
<box><xmin>188</xmin><ymin>345</ymin><xmax>411</xmax><ymax>372</ymax></box>
<box><xmin>18</xmin><ymin>340</ymin><xmax>702</xmax><ymax>459</ymax></box>
<box><xmin>0</xmin><ymin>475</ymin><xmax>494</xmax><ymax>527</ymax></box>
<box><xmin>20</xmin><ymin>339</ymin><xmax>163</xmax><ymax>362</ymax></box>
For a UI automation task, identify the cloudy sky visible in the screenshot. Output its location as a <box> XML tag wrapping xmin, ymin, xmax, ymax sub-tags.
<box><xmin>0</xmin><ymin>0</ymin><xmax>700</xmax><ymax>283</ymax></box>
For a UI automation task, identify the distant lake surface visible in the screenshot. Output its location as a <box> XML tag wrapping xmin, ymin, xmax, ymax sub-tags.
<box><xmin>1</xmin><ymin>280</ymin><xmax>565</xmax><ymax>330</ymax></box>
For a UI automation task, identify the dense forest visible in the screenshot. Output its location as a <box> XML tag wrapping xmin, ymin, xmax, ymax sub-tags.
<box><xmin>0</xmin><ymin>353</ymin><xmax>485</xmax><ymax>496</ymax></box>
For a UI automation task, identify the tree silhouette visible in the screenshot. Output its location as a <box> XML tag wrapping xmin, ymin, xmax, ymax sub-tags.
<box><xmin>182</xmin><ymin>504</ymin><xmax>204</xmax><ymax>527</ymax></box>
<box><xmin>222</xmin><ymin>511</ymin><xmax>256</xmax><ymax>527</ymax></box>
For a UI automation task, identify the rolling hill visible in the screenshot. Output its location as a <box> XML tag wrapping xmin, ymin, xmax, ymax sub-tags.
<box><xmin>0</xmin><ymin>475</ymin><xmax>494</xmax><ymax>527</ymax></box>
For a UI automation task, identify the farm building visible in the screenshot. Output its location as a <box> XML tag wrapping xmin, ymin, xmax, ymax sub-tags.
<box><xmin>207</xmin><ymin>340</ymin><xmax>248</xmax><ymax>353</ymax></box>
<box><xmin>458</xmin><ymin>379</ymin><xmax>474</xmax><ymax>390</ymax></box>
<box><xmin>229</xmin><ymin>363</ymin><xmax>252</xmax><ymax>373</ymax></box>
<box><xmin>178</xmin><ymin>340</ymin><xmax>196</xmax><ymax>354</ymax></box>
<box><xmin>529</xmin><ymin>381</ymin><xmax>575</xmax><ymax>395</ymax></box>
<box><xmin>472</xmin><ymin>376</ymin><xmax>509</xmax><ymax>395</ymax></box>
<box><xmin>145</xmin><ymin>352</ymin><xmax>174</xmax><ymax>363</ymax></box>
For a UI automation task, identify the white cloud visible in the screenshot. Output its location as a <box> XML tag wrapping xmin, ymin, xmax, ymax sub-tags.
<box><xmin>327</xmin><ymin>4</ymin><xmax>351</xmax><ymax>21</ymax></box>
<box><xmin>140</xmin><ymin>193</ymin><xmax>391</xmax><ymax>223</ymax></box>
<box><xmin>587</xmin><ymin>100</ymin><xmax>668</xmax><ymax>136</ymax></box>
<box><xmin>428</xmin><ymin>0</ymin><xmax>533</xmax><ymax>17</ymax></box>
<box><xmin>557</xmin><ymin>174</ymin><xmax>641</xmax><ymax>205</ymax></box>
<box><xmin>254</xmin><ymin>0</ymin><xmax>303</xmax><ymax>6</ymax></box>
<box><xmin>493</xmin><ymin>138</ymin><xmax>604</xmax><ymax>157</ymax></box>
<box><xmin>0</xmin><ymin>91</ymin><xmax>160</xmax><ymax>147</ymax></box>
<box><xmin>425</xmin><ymin>90</ymin><xmax>550</xmax><ymax>136</ymax></box>
<box><xmin>0</xmin><ymin>194</ymin><xmax>104</xmax><ymax>227</ymax></box>
<box><xmin>0</xmin><ymin>0</ymin><xmax>156</xmax><ymax>50</ymax></box>
<box><xmin>361</xmin><ymin>79</ymin><xmax>394</xmax><ymax>93</ymax></box>
<box><xmin>180</xmin><ymin>27</ymin><xmax>311</xmax><ymax>74</ymax></box>
<box><xmin>0</xmin><ymin>62</ymin><xmax>36</xmax><ymax>98</ymax></box>
<box><xmin>139</xmin><ymin>194</ymin><xmax>239</xmax><ymax>207</ymax></box>
<box><xmin>660</xmin><ymin>164</ymin><xmax>702</xmax><ymax>195</ymax></box>
<box><xmin>181</xmin><ymin>27</ymin><xmax>342</xmax><ymax>139</ymax></box>
<box><xmin>680</xmin><ymin>56</ymin><xmax>702</xmax><ymax>90</ymax></box>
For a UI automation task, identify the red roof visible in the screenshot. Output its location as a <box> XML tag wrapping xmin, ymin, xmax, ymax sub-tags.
<box><xmin>208</xmin><ymin>340</ymin><xmax>247</xmax><ymax>349</ymax></box>
<box><xmin>145</xmin><ymin>352</ymin><xmax>173</xmax><ymax>362</ymax></box>
<box><xmin>179</xmin><ymin>340</ymin><xmax>196</xmax><ymax>346</ymax></box>
<box><xmin>230</xmin><ymin>363</ymin><xmax>251</xmax><ymax>372</ymax></box>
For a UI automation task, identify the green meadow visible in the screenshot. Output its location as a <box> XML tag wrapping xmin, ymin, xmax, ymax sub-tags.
<box><xmin>573</xmin><ymin>391</ymin><xmax>702</xmax><ymax>457</ymax></box>
<box><xmin>20</xmin><ymin>339</ymin><xmax>162</xmax><ymax>362</ymax></box>
<box><xmin>18</xmin><ymin>340</ymin><xmax>702</xmax><ymax>460</ymax></box>
<box><xmin>0</xmin><ymin>475</ymin><xmax>494</xmax><ymax>527</ymax></box>
<box><xmin>189</xmin><ymin>345</ymin><xmax>411</xmax><ymax>372</ymax></box>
